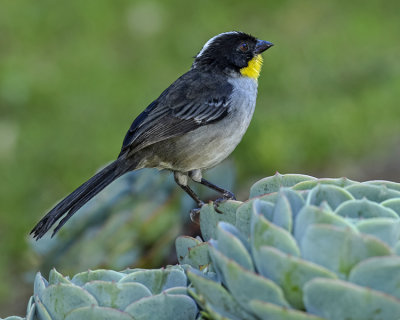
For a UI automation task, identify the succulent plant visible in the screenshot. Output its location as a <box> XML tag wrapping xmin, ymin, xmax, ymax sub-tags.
<box><xmin>3</xmin><ymin>266</ymin><xmax>197</xmax><ymax>320</ymax></box>
<box><xmin>5</xmin><ymin>173</ymin><xmax>400</xmax><ymax>319</ymax></box>
<box><xmin>177</xmin><ymin>173</ymin><xmax>400</xmax><ymax>320</ymax></box>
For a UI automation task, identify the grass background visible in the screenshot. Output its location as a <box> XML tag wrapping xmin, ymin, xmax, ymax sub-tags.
<box><xmin>1</xmin><ymin>0</ymin><xmax>400</xmax><ymax>316</ymax></box>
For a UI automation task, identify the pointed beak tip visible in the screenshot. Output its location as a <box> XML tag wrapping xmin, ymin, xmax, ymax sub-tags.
<box><xmin>255</xmin><ymin>40</ymin><xmax>274</xmax><ymax>54</ymax></box>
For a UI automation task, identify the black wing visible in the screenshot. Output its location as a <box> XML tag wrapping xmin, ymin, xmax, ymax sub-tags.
<box><xmin>119</xmin><ymin>70</ymin><xmax>232</xmax><ymax>156</ymax></box>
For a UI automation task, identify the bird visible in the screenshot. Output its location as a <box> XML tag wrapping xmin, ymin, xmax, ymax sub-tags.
<box><xmin>30</xmin><ymin>31</ymin><xmax>274</xmax><ymax>240</ymax></box>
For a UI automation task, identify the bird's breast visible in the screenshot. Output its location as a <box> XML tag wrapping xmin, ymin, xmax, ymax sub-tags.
<box><xmin>144</xmin><ymin>76</ymin><xmax>259</xmax><ymax>172</ymax></box>
<box><xmin>159</xmin><ymin>77</ymin><xmax>258</xmax><ymax>171</ymax></box>
<box><xmin>227</xmin><ymin>76</ymin><xmax>258</xmax><ymax>130</ymax></box>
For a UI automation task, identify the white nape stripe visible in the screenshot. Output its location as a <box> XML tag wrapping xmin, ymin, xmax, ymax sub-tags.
<box><xmin>196</xmin><ymin>31</ymin><xmax>239</xmax><ymax>58</ymax></box>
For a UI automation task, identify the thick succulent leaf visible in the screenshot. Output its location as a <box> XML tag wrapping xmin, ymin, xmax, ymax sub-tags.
<box><xmin>211</xmin><ymin>247</ymin><xmax>290</xmax><ymax>308</ymax></box>
<box><xmin>356</xmin><ymin>218</ymin><xmax>400</xmax><ymax>247</ymax></box>
<box><xmin>301</xmin><ymin>224</ymin><xmax>392</xmax><ymax>278</ymax></box>
<box><xmin>365</xmin><ymin>180</ymin><xmax>400</xmax><ymax>192</ymax></box>
<box><xmin>175</xmin><ymin>236</ymin><xmax>210</xmax><ymax>269</ymax></box>
<box><xmin>26</xmin><ymin>296</ymin><xmax>35</xmax><ymax>320</ymax></box>
<box><xmin>303</xmin><ymin>278</ymin><xmax>400</xmax><ymax>320</ymax></box>
<box><xmin>2</xmin><ymin>317</ymin><xmax>26</xmax><ymax>320</ymax></box>
<box><xmin>253</xmin><ymin>199</ymin><xmax>275</xmax><ymax>222</ymax></box>
<box><xmin>120</xmin><ymin>266</ymin><xmax>187</xmax><ymax>294</ymax></box>
<box><xmin>236</xmin><ymin>199</ymin><xmax>265</xmax><ymax>237</ymax></box>
<box><xmin>38</xmin><ymin>283</ymin><xmax>98</xmax><ymax>319</ymax></box>
<box><xmin>176</xmin><ymin>236</ymin><xmax>201</xmax><ymax>260</ymax></box>
<box><xmin>187</xmin><ymin>270</ymin><xmax>256</xmax><ymax>320</ymax></box>
<box><xmin>318</xmin><ymin>201</ymin><xmax>333</xmax><ymax>212</ymax></box>
<box><xmin>65</xmin><ymin>306</ymin><xmax>134</xmax><ymax>320</ymax></box>
<box><xmin>236</xmin><ymin>192</ymin><xmax>294</xmax><ymax>237</ymax></box>
<box><xmin>335</xmin><ymin>198</ymin><xmax>399</xmax><ymax>219</ymax></box>
<box><xmin>182</xmin><ymin>243</ymin><xmax>210</xmax><ymax>270</ymax></box>
<box><xmin>194</xmin><ymin>306</ymin><xmax>232</xmax><ymax>320</ymax></box>
<box><xmin>249</xmin><ymin>300</ymin><xmax>325</xmax><ymax>320</ymax></box>
<box><xmin>212</xmin><ymin>223</ymin><xmax>253</xmax><ymax>271</ymax></box>
<box><xmin>294</xmin><ymin>205</ymin><xmax>355</xmax><ymax>243</ymax></box>
<box><xmin>34</xmin><ymin>272</ymin><xmax>48</xmax><ymax>299</ymax></box>
<box><xmin>120</xmin><ymin>268</ymin><xmax>148</xmax><ymax>275</ymax></box>
<box><xmin>306</xmin><ymin>184</ymin><xmax>354</xmax><ymax>210</ymax></box>
<box><xmin>124</xmin><ymin>294</ymin><xmax>197</xmax><ymax>320</ymax></box>
<box><xmin>252</xmin><ymin>195</ymin><xmax>296</xmax><ymax>232</ymax></box>
<box><xmin>251</xmin><ymin>209</ymin><xmax>300</xmax><ymax>257</ymax></box>
<box><xmin>71</xmin><ymin>269</ymin><xmax>124</xmax><ymax>286</ymax></box>
<box><xmin>217</xmin><ymin>222</ymin><xmax>251</xmax><ymax>253</ymax></box>
<box><xmin>381</xmin><ymin>198</ymin><xmax>400</xmax><ymax>217</ymax></box>
<box><xmin>345</xmin><ymin>183</ymin><xmax>400</xmax><ymax>202</ymax></box>
<box><xmin>34</xmin><ymin>296</ymin><xmax>52</xmax><ymax>320</ymax></box>
<box><xmin>249</xmin><ymin>173</ymin><xmax>316</xmax><ymax>197</ymax></box>
<box><xmin>349</xmin><ymin>256</ymin><xmax>400</xmax><ymax>299</ymax></box>
<box><xmin>191</xmin><ymin>299</ymin><xmax>241</xmax><ymax>320</ymax></box>
<box><xmin>184</xmin><ymin>266</ymin><xmax>219</xmax><ymax>283</ymax></box>
<box><xmin>259</xmin><ymin>192</ymin><xmax>281</xmax><ymax>203</ymax></box>
<box><xmin>208</xmin><ymin>240</ymin><xmax>226</xmax><ymax>284</ymax></box>
<box><xmin>199</xmin><ymin>201</ymin><xmax>240</xmax><ymax>241</ymax></box>
<box><xmin>272</xmin><ymin>194</ymin><xmax>293</xmax><ymax>231</ymax></box>
<box><xmin>293</xmin><ymin>177</ymin><xmax>356</xmax><ymax>191</ymax></box>
<box><xmin>83</xmin><ymin>280</ymin><xmax>151</xmax><ymax>310</ymax></box>
<box><xmin>254</xmin><ymin>246</ymin><xmax>336</xmax><ymax>309</ymax></box>
<box><xmin>163</xmin><ymin>286</ymin><xmax>188</xmax><ymax>295</ymax></box>
<box><xmin>48</xmin><ymin>269</ymin><xmax>72</xmax><ymax>285</ymax></box>
<box><xmin>279</xmin><ymin>188</ymin><xmax>306</xmax><ymax>220</ymax></box>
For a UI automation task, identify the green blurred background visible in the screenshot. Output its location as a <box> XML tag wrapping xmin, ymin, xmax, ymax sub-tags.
<box><xmin>1</xmin><ymin>0</ymin><xmax>400</xmax><ymax>316</ymax></box>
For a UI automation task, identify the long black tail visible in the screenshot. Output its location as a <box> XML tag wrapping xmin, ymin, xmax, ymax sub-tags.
<box><xmin>31</xmin><ymin>158</ymin><xmax>129</xmax><ymax>240</ymax></box>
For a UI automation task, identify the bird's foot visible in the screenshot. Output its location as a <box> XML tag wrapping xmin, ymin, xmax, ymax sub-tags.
<box><xmin>223</xmin><ymin>190</ymin><xmax>236</xmax><ymax>201</ymax></box>
<box><xmin>190</xmin><ymin>201</ymin><xmax>205</xmax><ymax>223</ymax></box>
<box><xmin>213</xmin><ymin>191</ymin><xmax>236</xmax><ymax>213</ymax></box>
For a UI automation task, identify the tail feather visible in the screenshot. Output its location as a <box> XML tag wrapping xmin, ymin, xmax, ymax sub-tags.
<box><xmin>31</xmin><ymin>158</ymin><xmax>128</xmax><ymax>240</ymax></box>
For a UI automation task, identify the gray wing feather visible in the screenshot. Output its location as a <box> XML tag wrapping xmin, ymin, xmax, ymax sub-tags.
<box><xmin>119</xmin><ymin>70</ymin><xmax>232</xmax><ymax>156</ymax></box>
<box><xmin>174</xmin><ymin>99</ymin><xmax>230</xmax><ymax>123</ymax></box>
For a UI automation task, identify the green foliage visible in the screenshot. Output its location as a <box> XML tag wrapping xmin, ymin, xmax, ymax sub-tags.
<box><xmin>3</xmin><ymin>173</ymin><xmax>400</xmax><ymax>319</ymax></box>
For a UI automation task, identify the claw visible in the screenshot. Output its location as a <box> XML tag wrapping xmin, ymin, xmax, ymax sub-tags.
<box><xmin>213</xmin><ymin>192</ymin><xmax>236</xmax><ymax>213</ymax></box>
<box><xmin>190</xmin><ymin>201</ymin><xmax>205</xmax><ymax>224</ymax></box>
<box><xmin>190</xmin><ymin>208</ymin><xmax>201</xmax><ymax>223</ymax></box>
<box><xmin>223</xmin><ymin>191</ymin><xmax>236</xmax><ymax>200</ymax></box>
<box><xmin>213</xmin><ymin>198</ymin><xmax>225</xmax><ymax>213</ymax></box>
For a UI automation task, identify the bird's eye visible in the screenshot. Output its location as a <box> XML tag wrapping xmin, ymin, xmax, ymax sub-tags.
<box><xmin>238</xmin><ymin>43</ymin><xmax>249</xmax><ymax>52</ymax></box>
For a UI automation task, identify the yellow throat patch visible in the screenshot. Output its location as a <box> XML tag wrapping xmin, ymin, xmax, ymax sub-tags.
<box><xmin>240</xmin><ymin>54</ymin><xmax>263</xmax><ymax>80</ymax></box>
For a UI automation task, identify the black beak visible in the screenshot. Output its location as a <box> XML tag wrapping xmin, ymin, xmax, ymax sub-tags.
<box><xmin>254</xmin><ymin>40</ymin><xmax>274</xmax><ymax>54</ymax></box>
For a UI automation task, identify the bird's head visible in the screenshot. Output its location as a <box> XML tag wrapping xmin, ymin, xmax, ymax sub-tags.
<box><xmin>193</xmin><ymin>31</ymin><xmax>273</xmax><ymax>80</ymax></box>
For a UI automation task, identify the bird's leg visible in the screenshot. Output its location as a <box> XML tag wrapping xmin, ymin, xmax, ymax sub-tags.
<box><xmin>174</xmin><ymin>172</ymin><xmax>204</xmax><ymax>221</ymax></box>
<box><xmin>200</xmin><ymin>178</ymin><xmax>236</xmax><ymax>213</ymax></box>
<box><xmin>188</xmin><ymin>170</ymin><xmax>236</xmax><ymax>213</ymax></box>
<box><xmin>199</xmin><ymin>178</ymin><xmax>236</xmax><ymax>200</ymax></box>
